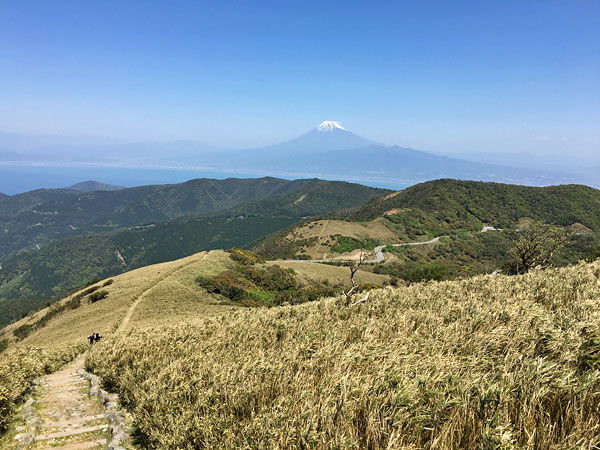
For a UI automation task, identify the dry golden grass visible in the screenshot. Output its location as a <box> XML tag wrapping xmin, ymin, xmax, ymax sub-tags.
<box><xmin>270</xmin><ymin>261</ymin><xmax>389</xmax><ymax>288</ymax></box>
<box><xmin>86</xmin><ymin>260</ymin><xmax>600</xmax><ymax>449</ymax></box>
<box><xmin>6</xmin><ymin>250</ymin><xmax>229</xmax><ymax>349</ymax></box>
<box><xmin>125</xmin><ymin>251</ymin><xmax>235</xmax><ymax>329</ymax></box>
<box><xmin>0</xmin><ymin>250</ymin><xmax>233</xmax><ymax>433</ymax></box>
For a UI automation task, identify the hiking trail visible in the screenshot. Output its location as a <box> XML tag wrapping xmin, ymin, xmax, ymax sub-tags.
<box><xmin>116</xmin><ymin>253</ymin><xmax>206</xmax><ymax>333</ymax></box>
<box><xmin>13</xmin><ymin>252</ymin><xmax>207</xmax><ymax>449</ymax></box>
<box><xmin>14</xmin><ymin>355</ymin><xmax>108</xmax><ymax>449</ymax></box>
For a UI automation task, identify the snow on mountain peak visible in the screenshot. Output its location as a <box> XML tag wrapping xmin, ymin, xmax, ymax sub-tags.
<box><xmin>317</xmin><ymin>121</ymin><xmax>346</xmax><ymax>132</ymax></box>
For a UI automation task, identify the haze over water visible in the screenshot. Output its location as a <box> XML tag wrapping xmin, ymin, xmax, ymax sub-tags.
<box><xmin>0</xmin><ymin>165</ymin><xmax>412</xmax><ymax>195</ymax></box>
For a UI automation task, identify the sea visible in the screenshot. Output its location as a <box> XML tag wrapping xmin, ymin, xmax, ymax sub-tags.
<box><xmin>0</xmin><ymin>164</ymin><xmax>412</xmax><ymax>195</ymax></box>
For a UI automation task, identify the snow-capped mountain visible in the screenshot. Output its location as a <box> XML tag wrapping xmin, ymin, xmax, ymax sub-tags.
<box><xmin>193</xmin><ymin>121</ymin><xmax>577</xmax><ymax>186</ymax></box>
<box><xmin>1</xmin><ymin>122</ymin><xmax>583</xmax><ymax>187</ymax></box>
<box><xmin>317</xmin><ymin>121</ymin><xmax>346</xmax><ymax>132</ymax></box>
<box><xmin>238</xmin><ymin>121</ymin><xmax>381</xmax><ymax>157</ymax></box>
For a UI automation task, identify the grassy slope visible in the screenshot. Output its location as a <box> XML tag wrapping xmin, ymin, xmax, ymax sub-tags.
<box><xmin>269</xmin><ymin>260</ymin><xmax>389</xmax><ymax>288</ymax></box>
<box><xmin>85</xmin><ymin>260</ymin><xmax>600</xmax><ymax>449</ymax></box>
<box><xmin>1</xmin><ymin>251</ymin><xmax>231</xmax><ymax>349</ymax></box>
<box><xmin>0</xmin><ymin>250</ymin><xmax>231</xmax><ymax>434</ymax></box>
<box><xmin>255</xmin><ymin>218</ymin><xmax>399</xmax><ymax>260</ymax></box>
<box><xmin>0</xmin><ymin>250</ymin><xmax>382</xmax><ymax>348</ymax></box>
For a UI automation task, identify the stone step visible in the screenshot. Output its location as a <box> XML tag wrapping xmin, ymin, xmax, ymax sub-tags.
<box><xmin>42</xmin><ymin>380</ymin><xmax>86</xmax><ymax>388</ymax></box>
<box><xmin>34</xmin><ymin>424</ymin><xmax>108</xmax><ymax>441</ymax></box>
<box><xmin>41</xmin><ymin>414</ymin><xmax>106</xmax><ymax>428</ymax></box>
<box><xmin>43</xmin><ymin>373</ymin><xmax>83</xmax><ymax>381</ymax></box>
<box><xmin>46</xmin><ymin>438</ymin><xmax>107</xmax><ymax>449</ymax></box>
<box><xmin>45</xmin><ymin>385</ymin><xmax>88</xmax><ymax>395</ymax></box>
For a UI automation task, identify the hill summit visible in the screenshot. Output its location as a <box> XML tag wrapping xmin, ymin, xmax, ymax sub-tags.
<box><xmin>67</xmin><ymin>180</ymin><xmax>125</xmax><ymax>192</ymax></box>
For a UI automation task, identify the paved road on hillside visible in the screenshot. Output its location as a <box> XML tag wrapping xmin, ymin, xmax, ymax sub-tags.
<box><xmin>289</xmin><ymin>224</ymin><xmax>501</xmax><ymax>265</ymax></box>
<box><xmin>288</xmin><ymin>236</ymin><xmax>441</xmax><ymax>264</ymax></box>
<box><xmin>371</xmin><ymin>237</ymin><xmax>441</xmax><ymax>263</ymax></box>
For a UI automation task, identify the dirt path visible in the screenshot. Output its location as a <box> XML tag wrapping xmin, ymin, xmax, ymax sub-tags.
<box><xmin>116</xmin><ymin>253</ymin><xmax>206</xmax><ymax>333</ymax></box>
<box><xmin>318</xmin><ymin>220</ymin><xmax>329</xmax><ymax>238</ymax></box>
<box><xmin>14</xmin><ymin>356</ymin><xmax>108</xmax><ymax>449</ymax></box>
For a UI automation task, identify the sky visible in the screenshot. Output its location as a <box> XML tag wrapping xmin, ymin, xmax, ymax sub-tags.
<box><xmin>1</xmin><ymin>0</ymin><xmax>599</xmax><ymax>157</ymax></box>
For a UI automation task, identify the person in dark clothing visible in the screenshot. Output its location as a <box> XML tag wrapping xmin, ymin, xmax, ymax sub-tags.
<box><xmin>88</xmin><ymin>334</ymin><xmax>95</xmax><ymax>344</ymax></box>
<box><xmin>94</xmin><ymin>333</ymin><xmax>102</xmax><ymax>342</ymax></box>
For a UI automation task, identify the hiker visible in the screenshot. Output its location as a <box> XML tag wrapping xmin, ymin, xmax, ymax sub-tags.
<box><xmin>94</xmin><ymin>333</ymin><xmax>102</xmax><ymax>342</ymax></box>
<box><xmin>88</xmin><ymin>333</ymin><xmax>95</xmax><ymax>344</ymax></box>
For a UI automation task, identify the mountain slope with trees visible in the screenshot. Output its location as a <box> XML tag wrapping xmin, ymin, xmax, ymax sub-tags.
<box><xmin>354</xmin><ymin>179</ymin><xmax>600</xmax><ymax>230</ymax></box>
<box><xmin>0</xmin><ymin>180</ymin><xmax>386</xmax><ymax>325</ymax></box>
<box><xmin>254</xmin><ymin>179</ymin><xmax>600</xmax><ymax>282</ymax></box>
<box><xmin>0</xmin><ymin>177</ymin><xmax>372</xmax><ymax>261</ymax></box>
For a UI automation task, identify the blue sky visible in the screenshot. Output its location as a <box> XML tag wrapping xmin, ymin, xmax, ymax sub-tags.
<box><xmin>1</xmin><ymin>0</ymin><xmax>599</xmax><ymax>156</ymax></box>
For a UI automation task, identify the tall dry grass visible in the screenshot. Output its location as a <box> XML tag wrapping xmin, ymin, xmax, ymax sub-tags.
<box><xmin>0</xmin><ymin>343</ymin><xmax>85</xmax><ymax>431</ymax></box>
<box><xmin>87</xmin><ymin>260</ymin><xmax>600</xmax><ymax>449</ymax></box>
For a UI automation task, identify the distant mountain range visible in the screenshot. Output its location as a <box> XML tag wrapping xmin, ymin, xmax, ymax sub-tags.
<box><xmin>1</xmin><ymin>123</ymin><xmax>596</xmax><ymax>187</ymax></box>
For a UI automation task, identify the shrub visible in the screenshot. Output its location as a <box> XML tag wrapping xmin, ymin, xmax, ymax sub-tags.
<box><xmin>88</xmin><ymin>290</ymin><xmax>108</xmax><ymax>303</ymax></box>
<box><xmin>331</xmin><ymin>236</ymin><xmax>380</xmax><ymax>254</ymax></box>
<box><xmin>228</xmin><ymin>248</ymin><xmax>265</xmax><ymax>265</ymax></box>
<box><xmin>13</xmin><ymin>324</ymin><xmax>34</xmax><ymax>341</ymax></box>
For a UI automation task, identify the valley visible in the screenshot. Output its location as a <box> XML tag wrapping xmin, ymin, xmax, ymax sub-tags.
<box><xmin>0</xmin><ymin>178</ymin><xmax>386</xmax><ymax>326</ymax></box>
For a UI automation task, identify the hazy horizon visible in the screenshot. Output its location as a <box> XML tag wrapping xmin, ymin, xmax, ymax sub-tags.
<box><xmin>2</xmin><ymin>1</ymin><xmax>599</xmax><ymax>159</ymax></box>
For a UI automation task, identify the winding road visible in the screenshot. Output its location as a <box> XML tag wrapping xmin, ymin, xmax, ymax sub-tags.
<box><xmin>289</xmin><ymin>224</ymin><xmax>500</xmax><ymax>265</ymax></box>
<box><xmin>370</xmin><ymin>237</ymin><xmax>441</xmax><ymax>263</ymax></box>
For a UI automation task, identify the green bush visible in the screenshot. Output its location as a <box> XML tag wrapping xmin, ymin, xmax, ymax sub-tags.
<box><xmin>88</xmin><ymin>290</ymin><xmax>108</xmax><ymax>303</ymax></box>
<box><xmin>198</xmin><ymin>256</ymin><xmax>338</xmax><ymax>307</ymax></box>
<box><xmin>13</xmin><ymin>324</ymin><xmax>34</xmax><ymax>341</ymax></box>
<box><xmin>228</xmin><ymin>248</ymin><xmax>265</xmax><ymax>265</ymax></box>
<box><xmin>331</xmin><ymin>236</ymin><xmax>380</xmax><ymax>254</ymax></box>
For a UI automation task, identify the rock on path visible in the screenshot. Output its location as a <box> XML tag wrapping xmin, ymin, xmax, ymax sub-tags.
<box><xmin>14</xmin><ymin>355</ymin><xmax>108</xmax><ymax>450</ymax></box>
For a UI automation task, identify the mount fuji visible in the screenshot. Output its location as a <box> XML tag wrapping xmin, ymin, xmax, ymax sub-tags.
<box><xmin>235</xmin><ymin>120</ymin><xmax>381</xmax><ymax>157</ymax></box>
<box><xmin>0</xmin><ymin>121</ymin><xmax>583</xmax><ymax>187</ymax></box>
<box><xmin>192</xmin><ymin>121</ymin><xmax>576</xmax><ymax>186</ymax></box>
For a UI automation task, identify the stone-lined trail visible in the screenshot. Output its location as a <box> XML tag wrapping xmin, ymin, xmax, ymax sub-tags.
<box><xmin>14</xmin><ymin>356</ymin><xmax>109</xmax><ymax>449</ymax></box>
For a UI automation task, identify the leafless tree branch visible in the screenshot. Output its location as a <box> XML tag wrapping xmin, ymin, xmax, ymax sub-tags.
<box><xmin>342</xmin><ymin>248</ymin><xmax>372</xmax><ymax>305</ymax></box>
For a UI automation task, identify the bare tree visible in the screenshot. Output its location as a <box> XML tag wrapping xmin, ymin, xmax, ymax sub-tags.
<box><xmin>342</xmin><ymin>249</ymin><xmax>371</xmax><ymax>305</ymax></box>
<box><xmin>508</xmin><ymin>222</ymin><xmax>569</xmax><ymax>274</ymax></box>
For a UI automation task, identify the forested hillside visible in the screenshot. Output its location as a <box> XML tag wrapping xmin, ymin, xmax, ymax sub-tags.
<box><xmin>0</xmin><ymin>179</ymin><xmax>386</xmax><ymax>325</ymax></box>
<box><xmin>0</xmin><ymin>177</ymin><xmax>331</xmax><ymax>261</ymax></box>
<box><xmin>254</xmin><ymin>180</ymin><xmax>600</xmax><ymax>281</ymax></box>
<box><xmin>354</xmin><ymin>179</ymin><xmax>600</xmax><ymax>231</ymax></box>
